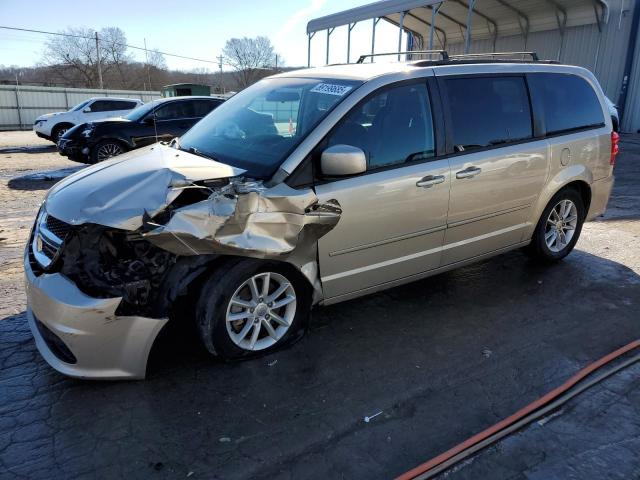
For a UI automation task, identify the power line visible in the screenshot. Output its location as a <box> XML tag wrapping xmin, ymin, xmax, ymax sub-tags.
<box><xmin>0</xmin><ymin>25</ymin><xmax>234</xmax><ymax>67</ymax></box>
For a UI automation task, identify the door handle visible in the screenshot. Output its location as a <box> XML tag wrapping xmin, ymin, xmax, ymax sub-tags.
<box><xmin>456</xmin><ymin>166</ymin><xmax>482</xmax><ymax>179</ymax></box>
<box><xmin>416</xmin><ymin>175</ymin><xmax>446</xmax><ymax>188</ymax></box>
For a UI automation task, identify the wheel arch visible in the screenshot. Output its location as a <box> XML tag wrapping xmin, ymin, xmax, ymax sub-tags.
<box><xmin>154</xmin><ymin>255</ymin><xmax>317</xmax><ymax>323</ymax></box>
<box><xmin>526</xmin><ymin>166</ymin><xmax>593</xmax><ymax>241</ymax></box>
<box><xmin>51</xmin><ymin>122</ymin><xmax>74</xmax><ymax>137</ymax></box>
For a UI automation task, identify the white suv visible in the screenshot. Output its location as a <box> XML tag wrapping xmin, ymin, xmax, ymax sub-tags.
<box><xmin>33</xmin><ymin>97</ymin><xmax>143</xmax><ymax>143</ymax></box>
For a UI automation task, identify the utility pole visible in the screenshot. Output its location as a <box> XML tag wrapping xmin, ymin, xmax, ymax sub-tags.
<box><xmin>144</xmin><ymin>38</ymin><xmax>152</xmax><ymax>92</ymax></box>
<box><xmin>275</xmin><ymin>54</ymin><xmax>278</xmax><ymax>72</ymax></box>
<box><xmin>95</xmin><ymin>31</ymin><xmax>104</xmax><ymax>90</ymax></box>
<box><xmin>217</xmin><ymin>55</ymin><xmax>224</xmax><ymax>94</ymax></box>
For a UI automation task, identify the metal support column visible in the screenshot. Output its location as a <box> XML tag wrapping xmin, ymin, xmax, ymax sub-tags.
<box><xmin>347</xmin><ymin>23</ymin><xmax>356</xmax><ymax>63</ymax></box>
<box><xmin>464</xmin><ymin>0</ymin><xmax>477</xmax><ymax>54</ymax></box>
<box><xmin>430</xmin><ymin>3</ymin><xmax>443</xmax><ymax>49</ymax></box>
<box><xmin>398</xmin><ymin>11</ymin><xmax>406</xmax><ymax>60</ymax></box>
<box><xmin>326</xmin><ymin>27</ymin><xmax>334</xmax><ymax>65</ymax></box>
<box><xmin>14</xmin><ymin>82</ymin><xmax>22</xmax><ymax>130</ymax></box>
<box><xmin>307</xmin><ymin>32</ymin><xmax>315</xmax><ymax>67</ymax></box>
<box><xmin>555</xmin><ymin>8</ymin><xmax>568</xmax><ymax>61</ymax></box>
<box><xmin>371</xmin><ymin>18</ymin><xmax>380</xmax><ymax>62</ymax></box>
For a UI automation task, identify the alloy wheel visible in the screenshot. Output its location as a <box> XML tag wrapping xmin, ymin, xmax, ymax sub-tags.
<box><xmin>97</xmin><ymin>143</ymin><xmax>124</xmax><ymax>161</ymax></box>
<box><xmin>226</xmin><ymin>272</ymin><xmax>296</xmax><ymax>351</ymax></box>
<box><xmin>544</xmin><ymin>199</ymin><xmax>578</xmax><ymax>252</ymax></box>
<box><xmin>225</xmin><ymin>272</ymin><xmax>297</xmax><ymax>351</ymax></box>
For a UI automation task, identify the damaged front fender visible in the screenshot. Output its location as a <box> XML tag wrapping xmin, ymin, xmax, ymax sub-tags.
<box><xmin>143</xmin><ymin>181</ymin><xmax>341</xmax><ymax>258</ymax></box>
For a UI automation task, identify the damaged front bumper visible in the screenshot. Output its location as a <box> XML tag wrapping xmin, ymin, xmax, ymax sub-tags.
<box><xmin>24</xmin><ymin>251</ymin><xmax>167</xmax><ymax>380</ymax></box>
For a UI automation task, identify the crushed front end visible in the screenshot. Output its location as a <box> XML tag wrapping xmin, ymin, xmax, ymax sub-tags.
<box><xmin>24</xmin><ymin>145</ymin><xmax>341</xmax><ymax>380</ymax></box>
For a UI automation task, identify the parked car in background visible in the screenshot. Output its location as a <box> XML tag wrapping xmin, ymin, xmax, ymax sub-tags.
<box><xmin>33</xmin><ymin>97</ymin><xmax>143</xmax><ymax>142</ymax></box>
<box><xmin>57</xmin><ymin>96</ymin><xmax>225</xmax><ymax>163</ymax></box>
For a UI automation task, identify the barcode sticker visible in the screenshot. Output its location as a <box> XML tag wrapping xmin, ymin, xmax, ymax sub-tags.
<box><xmin>310</xmin><ymin>83</ymin><xmax>353</xmax><ymax>96</ymax></box>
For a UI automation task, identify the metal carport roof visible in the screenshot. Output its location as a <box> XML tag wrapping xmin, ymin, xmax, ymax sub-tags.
<box><xmin>306</xmin><ymin>0</ymin><xmax>610</xmax><ymax>64</ymax></box>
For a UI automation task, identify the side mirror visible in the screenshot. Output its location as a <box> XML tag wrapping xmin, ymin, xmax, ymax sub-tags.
<box><xmin>320</xmin><ymin>144</ymin><xmax>367</xmax><ymax>177</ymax></box>
<box><xmin>143</xmin><ymin>116</ymin><xmax>155</xmax><ymax>125</ymax></box>
<box><xmin>82</xmin><ymin>107</ymin><xmax>91</xmax><ymax>113</ymax></box>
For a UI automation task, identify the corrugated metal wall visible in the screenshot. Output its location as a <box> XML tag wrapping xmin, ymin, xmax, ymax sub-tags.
<box><xmin>445</xmin><ymin>0</ymin><xmax>640</xmax><ymax>131</ymax></box>
<box><xmin>0</xmin><ymin>85</ymin><xmax>161</xmax><ymax>130</ymax></box>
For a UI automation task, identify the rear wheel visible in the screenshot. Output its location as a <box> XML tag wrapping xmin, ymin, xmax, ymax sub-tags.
<box><xmin>90</xmin><ymin>140</ymin><xmax>126</xmax><ymax>163</ymax></box>
<box><xmin>527</xmin><ymin>188</ymin><xmax>586</xmax><ymax>262</ymax></box>
<box><xmin>195</xmin><ymin>259</ymin><xmax>311</xmax><ymax>360</ymax></box>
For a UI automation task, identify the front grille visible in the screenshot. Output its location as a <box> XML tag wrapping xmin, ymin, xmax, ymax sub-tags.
<box><xmin>45</xmin><ymin>215</ymin><xmax>72</xmax><ymax>240</ymax></box>
<box><xmin>30</xmin><ymin>211</ymin><xmax>72</xmax><ymax>271</ymax></box>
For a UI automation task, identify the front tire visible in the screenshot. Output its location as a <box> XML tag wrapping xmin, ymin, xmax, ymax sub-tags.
<box><xmin>195</xmin><ymin>259</ymin><xmax>311</xmax><ymax>360</ymax></box>
<box><xmin>52</xmin><ymin>124</ymin><xmax>72</xmax><ymax>143</ymax></box>
<box><xmin>527</xmin><ymin>188</ymin><xmax>586</xmax><ymax>262</ymax></box>
<box><xmin>90</xmin><ymin>140</ymin><xmax>126</xmax><ymax>163</ymax></box>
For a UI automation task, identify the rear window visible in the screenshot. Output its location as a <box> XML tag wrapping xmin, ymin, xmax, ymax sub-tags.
<box><xmin>445</xmin><ymin>76</ymin><xmax>533</xmax><ymax>152</ymax></box>
<box><xmin>528</xmin><ymin>73</ymin><xmax>605</xmax><ymax>135</ymax></box>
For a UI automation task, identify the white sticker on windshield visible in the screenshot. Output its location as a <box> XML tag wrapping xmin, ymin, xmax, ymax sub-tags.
<box><xmin>310</xmin><ymin>83</ymin><xmax>353</xmax><ymax>96</ymax></box>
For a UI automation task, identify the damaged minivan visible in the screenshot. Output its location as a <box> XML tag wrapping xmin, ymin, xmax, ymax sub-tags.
<box><xmin>25</xmin><ymin>53</ymin><xmax>616</xmax><ymax>379</ymax></box>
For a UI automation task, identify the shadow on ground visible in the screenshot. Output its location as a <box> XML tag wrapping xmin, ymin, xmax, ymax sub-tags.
<box><xmin>0</xmin><ymin>145</ymin><xmax>57</xmax><ymax>154</ymax></box>
<box><xmin>2</xmin><ymin>248</ymin><xmax>639</xmax><ymax>479</ymax></box>
<box><xmin>7</xmin><ymin>166</ymin><xmax>83</xmax><ymax>191</ymax></box>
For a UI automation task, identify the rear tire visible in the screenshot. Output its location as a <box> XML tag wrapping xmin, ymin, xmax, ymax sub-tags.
<box><xmin>90</xmin><ymin>139</ymin><xmax>126</xmax><ymax>163</ymax></box>
<box><xmin>527</xmin><ymin>188</ymin><xmax>586</xmax><ymax>263</ymax></box>
<box><xmin>195</xmin><ymin>259</ymin><xmax>311</xmax><ymax>360</ymax></box>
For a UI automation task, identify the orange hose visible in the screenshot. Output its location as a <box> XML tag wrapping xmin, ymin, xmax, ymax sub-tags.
<box><xmin>396</xmin><ymin>339</ymin><xmax>640</xmax><ymax>480</ymax></box>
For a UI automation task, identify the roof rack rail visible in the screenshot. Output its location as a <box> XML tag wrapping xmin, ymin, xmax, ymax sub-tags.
<box><xmin>449</xmin><ymin>51</ymin><xmax>539</xmax><ymax>61</ymax></box>
<box><xmin>356</xmin><ymin>50</ymin><xmax>449</xmax><ymax>64</ymax></box>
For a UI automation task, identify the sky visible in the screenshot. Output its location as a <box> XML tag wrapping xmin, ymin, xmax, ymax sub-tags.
<box><xmin>0</xmin><ymin>0</ymin><xmax>407</xmax><ymax>71</ymax></box>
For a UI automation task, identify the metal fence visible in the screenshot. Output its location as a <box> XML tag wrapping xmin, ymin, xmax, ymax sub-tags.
<box><xmin>0</xmin><ymin>85</ymin><xmax>161</xmax><ymax>130</ymax></box>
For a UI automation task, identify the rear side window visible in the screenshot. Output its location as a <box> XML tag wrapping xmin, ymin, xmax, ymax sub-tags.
<box><xmin>89</xmin><ymin>100</ymin><xmax>138</xmax><ymax>112</ymax></box>
<box><xmin>115</xmin><ymin>101</ymin><xmax>139</xmax><ymax>110</ymax></box>
<box><xmin>192</xmin><ymin>100</ymin><xmax>220</xmax><ymax>117</ymax></box>
<box><xmin>445</xmin><ymin>76</ymin><xmax>532</xmax><ymax>152</ymax></box>
<box><xmin>528</xmin><ymin>73</ymin><xmax>605</xmax><ymax>135</ymax></box>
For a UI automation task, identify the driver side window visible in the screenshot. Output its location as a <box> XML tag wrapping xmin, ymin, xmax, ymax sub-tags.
<box><xmin>326</xmin><ymin>82</ymin><xmax>435</xmax><ymax>171</ymax></box>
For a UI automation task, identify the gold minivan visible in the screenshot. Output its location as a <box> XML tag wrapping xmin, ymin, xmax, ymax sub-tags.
<box><xmin>25</xmin><ymin>52</ymin><xmax>617</xmax><ymax>379</ymax></box>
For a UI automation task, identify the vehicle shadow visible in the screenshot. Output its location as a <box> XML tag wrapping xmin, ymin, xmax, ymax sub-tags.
<box><xmin>1</xmin><ymin>248</ymin><xmax>639</xmax><ymax>479</ymax></box>
<box><xmin>0</xmin><ymin>145</ymin><xmax>57</xmax><ymax>154</ymax></box>
<box><xmin>7</xmin><ymin>166</ymin><xmax>83</xmax><ymax>191</ymax></box>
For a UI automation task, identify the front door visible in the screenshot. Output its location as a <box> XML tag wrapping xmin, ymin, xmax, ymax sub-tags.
<box><xmin>439</xmin><ymin>74</ymin><xmax>549</xmax><ymax>265</ymax></box>
<box><xmin>315</xmin><ymin>81</ymin><xmax>451</xmax><ymax>300</ymax></box>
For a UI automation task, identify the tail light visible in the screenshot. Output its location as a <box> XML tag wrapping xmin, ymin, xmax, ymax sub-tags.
<box><xmin>610</xmin><ymin>131</ymin><xmax>620</xmax><ymax>166</ymax></box>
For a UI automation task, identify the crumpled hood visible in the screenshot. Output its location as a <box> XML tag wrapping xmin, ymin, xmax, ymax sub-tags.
<box><xmin>45</xmin><ymin>144</ymin><xmax>245</xmax><ymax>230</ymax></box>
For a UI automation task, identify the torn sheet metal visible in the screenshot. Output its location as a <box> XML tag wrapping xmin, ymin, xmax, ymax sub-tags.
<box><xmin>143</xmin><ymin>181</ymin><xmax>342</xmax><ymax>260</ymax></box>
<box><xmin>45</xmin><ymin>144</ymin><xmax>245</xmax><ymax>231</ymax></box>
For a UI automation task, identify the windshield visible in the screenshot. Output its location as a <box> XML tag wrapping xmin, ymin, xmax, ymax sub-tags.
<box><xmin>124</xmin><ymin>101</ymin><xmax>158</xmax><ymax>121</ymax></box>
<box><xmin>70</xmin><ymin>100</ymin><xmax>91</xmax><ymax>112</ymax></box>
<box><xmin>178</xmin><ymin>77</ymin><xmax>361</xmax><ymax>178</ymax></box>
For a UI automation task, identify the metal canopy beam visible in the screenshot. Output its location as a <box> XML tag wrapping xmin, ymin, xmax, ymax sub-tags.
<box><xmin>494</xmin><ymin>0</ymin><xmax>530</xmax><ymax>45</ymax></box>
<box><xmin>404</xmin><ymin>10</ymin><xmax>448</xmax><ymax>49</ymax></box>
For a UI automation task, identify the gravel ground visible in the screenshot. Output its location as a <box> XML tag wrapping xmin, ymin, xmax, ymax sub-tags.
<box><xmin>0</xmin><ymin>131</ymin><xmax>638</xmax><ymax>479</ymax></box>
<box><xmin>0</xmin><ymin>131</ymin><xmax>81</xmax><ymax>318</ymax></box>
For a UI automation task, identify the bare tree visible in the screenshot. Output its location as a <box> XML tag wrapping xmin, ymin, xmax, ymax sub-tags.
<box><xmin>223</xmin><ymin>36</ymin><xmax>279</xmax><ymax>88</ymax></box>
<box><xmin>42</xmin><ymin>27</ymin><xmax>131</xmax><ymax>88</ymax></box>
<box><xmin>147</xmin><ymin>49</ymin><xmax>167</xmax><ymax>70</ymax></box>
